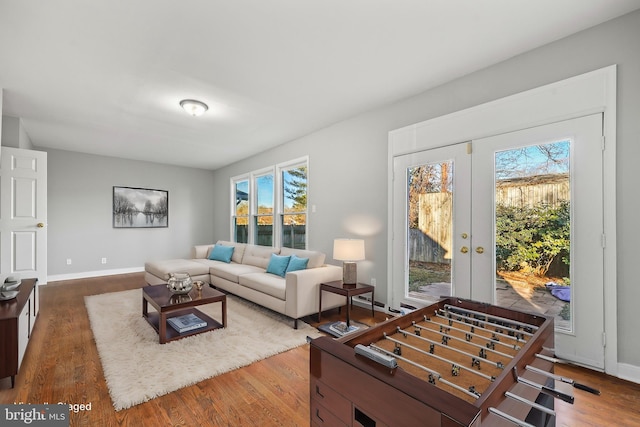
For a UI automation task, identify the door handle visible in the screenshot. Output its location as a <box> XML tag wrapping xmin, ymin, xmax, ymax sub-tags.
<box><xmin>37</xmin><ymin>223</ymin><xmax>45</xmax><ymax>228</ymax></box>
<box><xmin>476</xmin><ymin>246</ymin><xmax>484</xmax><ymax>254</ymax></box>
<box><xmin>460</xmin><ymin>246</ymin><xmax>469</xmax><ymax>254</ymax></box>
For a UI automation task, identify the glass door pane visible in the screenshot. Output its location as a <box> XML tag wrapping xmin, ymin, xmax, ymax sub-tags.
<box><xmin>407</xmin><ymin>161</ymin><xmax>454</xmax><ymax>302</ymax></box>
<box><xmin>494</xmin><ymin>141</ymin><xmax>572</xmax><ymax>331</ymax></box>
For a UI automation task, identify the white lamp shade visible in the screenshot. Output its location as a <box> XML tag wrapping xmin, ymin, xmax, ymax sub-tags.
<box><xmin>333</xmin><ymin>239</ymin><xmax>365</xmax><ymax>261</ymax></box>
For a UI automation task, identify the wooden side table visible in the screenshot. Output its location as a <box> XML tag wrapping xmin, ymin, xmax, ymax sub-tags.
<box><xmin>318</xmin><ymin>281</ymin><xmax>375</xmax><ymax>327</ymax></box>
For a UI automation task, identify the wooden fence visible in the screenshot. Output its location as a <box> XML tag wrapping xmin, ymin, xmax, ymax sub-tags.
<box><xmin>409</xmin><ymin>174</ymin><xmax>569</xmax><ymax>263</ymax></box>
<box><xmin>496</xmin><ymin>173</ymin><xmax>569</xmax><ymax>208</ymax></box>
<box><xmin>409</xmin><ymin>193</ymin><xmax>452</xmax><ymax>263</ymax></box>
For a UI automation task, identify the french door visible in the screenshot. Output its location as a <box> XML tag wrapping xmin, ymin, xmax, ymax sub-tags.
<box><xmin>392</xmin><ymin>143</ymin><xmax>471</xmax><ymax>302</ymax></box>
<box><xmin>392</xmin><ymin>114</ymin><xmax>605</xmax><ymax>368</ymax></box>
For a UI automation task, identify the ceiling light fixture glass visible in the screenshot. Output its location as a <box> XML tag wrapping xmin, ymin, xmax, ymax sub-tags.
<box><xmin>180</xmin><ymin>99</ymin><xmax>208</xmax><ymax>116</ymax></box>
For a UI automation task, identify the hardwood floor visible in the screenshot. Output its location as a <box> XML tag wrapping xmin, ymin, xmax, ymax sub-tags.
<box><xmin>1</xmin><ymin>272</ymin><xmax>638</xmax><ymax>426</ymax></box>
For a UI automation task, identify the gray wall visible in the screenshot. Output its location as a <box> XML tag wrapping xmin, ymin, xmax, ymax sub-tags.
<box><xmin>210</xmin><ymin>10</ymin><xmax>640</xmax><ymax>369</ymax></box>
<box><xmin>1</xmin><ymin>115</ymin><xmax>34</xmax><ymax>149</ymax></box>
<box><xmin>45</xmin><ymin>149</ymin><xmax>215</xmax><ymax>278</ymax></box>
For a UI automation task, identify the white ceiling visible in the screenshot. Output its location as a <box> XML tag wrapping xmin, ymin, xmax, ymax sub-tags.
<box><xmin>1</xmin><ymin>1</ymin><xmax>639</xmax><ymax>170</ymax></box>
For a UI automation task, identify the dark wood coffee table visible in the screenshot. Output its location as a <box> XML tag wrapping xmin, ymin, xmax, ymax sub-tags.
<box><xmin>142</xmin><ymin>284</ymin><xmax>227</xmax><ymax>344</ymax></box>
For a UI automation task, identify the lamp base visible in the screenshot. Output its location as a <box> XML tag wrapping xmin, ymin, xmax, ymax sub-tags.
<box><xmin>343</xmin><ymin>262</ymin><xmax>357</xmax><ymax>285</ymax></box>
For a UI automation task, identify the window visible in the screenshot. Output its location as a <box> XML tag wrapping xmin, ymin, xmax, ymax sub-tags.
<box><xmin>254</xmin><ymin>173</ymin><xmax>274</xmax><ymax>246</ymax></box>
<box><xmin>233</xmin><ymin>179</ymin><xmax>249</xmax><ymax>243</ymax></box>
<box><xmin>280</xmin><ymin>163</ymin><xmax>307</xmax><ymax>249</ymax></box>
<box><xmin>231</xmin><ymin>157</ymin><xmax>308</xmax><ymax>248</ymax></box>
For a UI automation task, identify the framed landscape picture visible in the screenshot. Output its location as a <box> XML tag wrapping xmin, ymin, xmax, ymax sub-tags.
<box><xmin>113</xmin><ymin>186</ymin><xmax>168</xmax><ymax>228</ymax></box>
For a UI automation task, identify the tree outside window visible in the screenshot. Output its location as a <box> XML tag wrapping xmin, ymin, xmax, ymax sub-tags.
<box><xmin>282</xmin><ymin>165</ymin><xmax>307</xmax><ymax>249</ymax></box>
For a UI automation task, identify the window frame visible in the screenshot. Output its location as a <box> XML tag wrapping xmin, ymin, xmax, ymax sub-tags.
<box><xmin>277</xmin><ymin>157</ymin><xmax>309</xmax><ymax>249</ymax></box>
<box><xmin>230</xmin><ymin>156</ymin><xmax>308</xmax><ymax>249</ymax></box>
<box><xmin>252</xmin><ymin>167</ymin><xmax>275</xmax><ymax>246</ymax></box>
<box><xmin>230</xmin><ymin>175</ymin><xmax>250</xmax><ymax>243</ymax></box>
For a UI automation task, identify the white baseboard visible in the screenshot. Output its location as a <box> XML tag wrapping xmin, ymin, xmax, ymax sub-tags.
<box><xmin>47</xmin><ymin>267</ymin><xmax>144</xmax><ymax>283</ymax></box>
<box><xmin>618</xmin><ymin>362</ymin><xmax>640</xmax><ymax>385</ymax></box>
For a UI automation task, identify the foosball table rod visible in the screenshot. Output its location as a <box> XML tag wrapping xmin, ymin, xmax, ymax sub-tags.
<box><xmin>512</xmin><ymin>367</ymin><xmax>574</xmax><ymax>404</ymax></box>
<box><xmin>435</xmin><ymin>312</ymin><xmax>525</xmax><ymax>348</ymax></box>
<box><xmin>505</xmin><ymin>391</ymin><xmax>557</xmax><ymax>416</ymax></box>
<box><xmin>526</xmin><ymin>364</ymin><xmax>601</xmax><ymax>395</ymax></box>
<box><xmin>383</xmin><ymin>333</ymin><xmax>495</xmax><ymax>382</ymax></box>
<box><xmin>413</xmin><ymin>320</ymin><xmax>516</xmax><ymax>359</ymax></box>
<box><xmin>397</xmin><ymin>326</ymin><xmax>506</xmax><ymax>370</ymax></box>
<box><xmin>438</xmin><ymin>307</ymin><xmax>533</xmax><ymax>340</ymax></box>
<box><xmin>369</xmin><ymin>344</ymin><xmax>481</xmax><ymax>399</ymax></box>
<box><xmin>444</xmin><ymin>304</ymin><xmax>539</xmax><ymax>334</ymax></box>
<box><xmin>488</xmin><ymin>407</ymin><xmax>537</xmax><ymax>427</ymax></box>
<box><xmin>419</xmin><ymin>316</ymin><xmax>522</xmax><ymax>353</ymax></box>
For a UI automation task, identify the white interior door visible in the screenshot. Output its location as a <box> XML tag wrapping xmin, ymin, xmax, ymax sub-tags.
<box><xmin>0</xmin><ymin>147</ymin><xmax>48</xmax><ymax>284</ymax></box>
<box><xmin>472</xmin><ymin>114</ymin><xmax>604</xmax><ymax>369</ymax></box>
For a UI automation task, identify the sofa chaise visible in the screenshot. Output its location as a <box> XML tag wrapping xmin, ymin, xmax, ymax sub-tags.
<box><xmin>144</xmin><ymin>240</ymin><xmax>346</xmax><ymax>328</ymax></box>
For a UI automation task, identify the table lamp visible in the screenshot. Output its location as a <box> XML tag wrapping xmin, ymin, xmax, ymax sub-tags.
<box><xmin>333</xmin><ymin>238</ymin><xmax>365</xmax><ymax>285</ymax></box>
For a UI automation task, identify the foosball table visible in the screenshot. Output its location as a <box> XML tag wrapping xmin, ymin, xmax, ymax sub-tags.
<box><xmin>310</xmin><ymin>297</ymin><xmax>593</xmax><ymax>427</ymax></box>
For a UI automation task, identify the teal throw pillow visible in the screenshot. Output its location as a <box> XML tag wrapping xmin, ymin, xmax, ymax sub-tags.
<box><xmin>208</xmin><ymin>245</ymin><xmax>234</xmax><ymax>263</ymax></box>
<box><xmin>266</xmin><ymin>254</ymin><xmax>291</xmax><ymax>277</ymax></box>
<box><xmin>286</xmin><ymin>254</ymin><xmax>309</xmax><ymax>273</ymax></box>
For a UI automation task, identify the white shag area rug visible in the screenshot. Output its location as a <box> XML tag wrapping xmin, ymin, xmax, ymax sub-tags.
<box><xmin>85</xmin><ymin>288</ymin><xmax>321</xmax><ymax>411</ymax></box>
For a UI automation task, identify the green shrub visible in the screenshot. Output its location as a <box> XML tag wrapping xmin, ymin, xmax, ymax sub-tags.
<box><xmin>495</xmin><ymin>201</ymin><xmax>570</xmax><ymax>276</ymax></box>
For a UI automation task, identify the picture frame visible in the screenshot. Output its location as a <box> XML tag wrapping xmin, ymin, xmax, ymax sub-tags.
<box><xmin>113</xmin><ymin>186</ymin><xmax>168</xmax><ymax>228</ymax></box>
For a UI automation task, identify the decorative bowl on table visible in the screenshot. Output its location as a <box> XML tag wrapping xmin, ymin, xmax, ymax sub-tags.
<box><xmin>167</xmin><ymin>272</ymin><xmax>193</xmax><ymax>295</ymax></box>
<box><xmin>2</xmin><ymin>281</ymin><xmax>20</xmax><ymax>292</ymax></box>
<box><xmin>0</xmin><ymin>290</ymin><xmax>18</xmax><ymax>301</ymax></box>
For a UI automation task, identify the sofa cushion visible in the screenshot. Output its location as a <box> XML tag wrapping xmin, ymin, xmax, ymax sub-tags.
<box><xmin>215</xmin><ymin>240</ymin><xmax>246</xmax><ymax>264</ymax></box>
<box><xmin>208</xmin><ymin>262</ymin><xmax>264</xmax><ymax>283</ymax></box>
<box><xmin>144</xmin><ymin>259</ymin><xmax>209</xmax><ymax>280</ymax></box>
<box><xmin>279</xmin><ymin>247</ymin><xmax>325</xmax><ymax>269</ymax></box>
<box><xmin>286</xmin><ymin>254</ymin><xmax>309</xmax><ymax>273</ymax></box>
<box><xmin>242</xmin><ymin>245</ymin><xmax>280</xmax><ymax>269</ymax></box>
<box><xmin>191</xmin><ymin>244</ymin><xmax>213</xmax><ymax>259</ymax></box>
<box><xmin>266</xmin><ymin>254</ymin><xmax>291</xmax><ymax>277</ymax></box>
<box><xmin>209</xmin><ymin>244</ymin><xmax>234</xmax><ymax>263</ymax></box>
<box><xmin>239</xmin><ymin>273</ymin><xmax>286</xmax><ymax>300</ymax></box>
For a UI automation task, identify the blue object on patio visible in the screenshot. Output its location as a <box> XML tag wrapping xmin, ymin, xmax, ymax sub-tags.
<box><xmin>545</xmin><ymin>282</ymin><xmax>571</xmax><ymax>302</ymax></box>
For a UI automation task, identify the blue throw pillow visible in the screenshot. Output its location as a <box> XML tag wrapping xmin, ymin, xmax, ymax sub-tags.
<box><xmin>208</xmin><ymin>245</ymin><xmax>234</xmax><ymax>263</ymax></box>
<box><xmin>266</xmin><ymin>254</ymin><xmax>291</xmax><ymax>277</ymax></box>
<box><xmin>286</xmin><ymin>254</ymin><xmax>309</xmax><ymax>273</ymax></box>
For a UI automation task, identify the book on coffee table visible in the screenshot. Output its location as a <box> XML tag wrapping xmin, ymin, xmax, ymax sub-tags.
<box><xmin>167</xmin><ymin>313</ymin><xmax>207</xmax><ymax>333</ymax></box>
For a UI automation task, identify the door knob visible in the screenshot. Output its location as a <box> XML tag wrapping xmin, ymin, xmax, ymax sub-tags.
<box><xmin>461</xmin><ymin>233</ymin><xmax>468</xmax><ymax>239</ymax></box>
<box><xmin>37</xmin><ymin>223</ymin><xmax>45</xmax><ymax>228</ymax></box>
<box><xmin>476</xmin><ymin>246</ymin><xmax>484</xmax><ymax>254</ymax></box>
<box><xmin>460</xmin><ymin>246</ymin><xmax>469</xmax><ymax>254</ymax></box>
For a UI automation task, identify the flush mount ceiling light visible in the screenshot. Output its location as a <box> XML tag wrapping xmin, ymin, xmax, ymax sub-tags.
<box><xmin>179</xmin><ymin>99</ymin><xmax>208</xmax><ymax>117</ymax></box>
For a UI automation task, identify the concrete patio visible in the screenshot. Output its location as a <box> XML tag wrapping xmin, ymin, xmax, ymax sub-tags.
<box><xmin>412</xmin><ymin>279</ymin><xmax>570</xmax><ymax>330</ymax></box>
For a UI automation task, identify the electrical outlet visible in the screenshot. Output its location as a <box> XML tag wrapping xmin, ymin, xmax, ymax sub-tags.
<box><xmin>66</xmin><ymin>259</ymin><xmax>72</xmax><ymax>265</ymax></box>
<box><xmin>101</xmin><ymin>258</ymin><xmax>107</xmax><ymax>264</ymax></box>
<box><xmin>371</xmin><ymin>278</ymin><xmax>377</xmax><ymax>286</ymax></box>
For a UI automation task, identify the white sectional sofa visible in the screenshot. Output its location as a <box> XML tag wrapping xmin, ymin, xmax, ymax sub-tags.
<box><xmin>144</xmin><ymin>240</ymin><xmax>345</xmax><ymax>328</ymax></box>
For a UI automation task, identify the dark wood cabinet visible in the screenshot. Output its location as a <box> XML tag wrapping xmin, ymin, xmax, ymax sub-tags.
<box><xmin>0</xmin><ymin>278</ymin><xmax>38</xmax><ymax>387</ymax></box>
